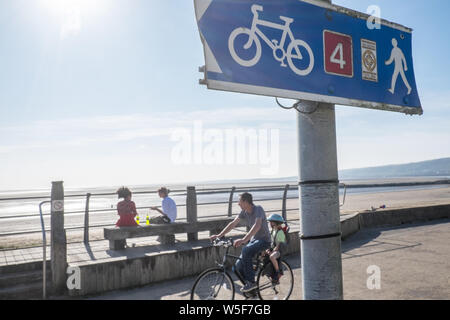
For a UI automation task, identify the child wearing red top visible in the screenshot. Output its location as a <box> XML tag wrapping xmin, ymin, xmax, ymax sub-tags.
<box><xmin>115</xmin><ymin>187</ymin><xmax>138</xmax><ymax>227</ymax></box>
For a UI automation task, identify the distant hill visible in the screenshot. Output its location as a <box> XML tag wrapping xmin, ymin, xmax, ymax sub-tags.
<box><xmin>339</xmin><ymin>158</ymin><xmax>450</xmax><ymax>179</ymax></box>
<box><xmin>191</xmin><ymin>158</ymin><xmax>450</xmax><ymax>186</ymax></box>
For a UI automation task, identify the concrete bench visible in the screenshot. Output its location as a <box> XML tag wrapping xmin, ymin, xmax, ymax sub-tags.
<box><xmin>104</xmin><ymin>217</ymin><xmax>239</xmax><ymax>250</ymax></box>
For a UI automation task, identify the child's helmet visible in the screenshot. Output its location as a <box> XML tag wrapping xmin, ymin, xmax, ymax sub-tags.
<box><xmin>267</xmin><ymin>214</ymin><xmax>284</xmax><ymax>223</ymax></box>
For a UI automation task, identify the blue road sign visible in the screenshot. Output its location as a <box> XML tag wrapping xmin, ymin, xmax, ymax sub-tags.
<box><xmin>194</xmin><ymin>0</ymin><xmax>422</xmax><ymax>115</ymax></box>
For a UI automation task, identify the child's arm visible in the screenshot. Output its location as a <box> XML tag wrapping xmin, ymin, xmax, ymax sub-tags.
<box><xmin>273</xmin><ymin>229</ymin><xmax>283</xmax><ymax>252</ymax></box>
<box><xmin>131</xmin><ymin>201</ymin><xmax>138</xmax><ymax>217</ymax></box>
<box><xmin>274</xmin><ymin>243</ymin><xmax>281</xmax><ymax>252</ymax></box>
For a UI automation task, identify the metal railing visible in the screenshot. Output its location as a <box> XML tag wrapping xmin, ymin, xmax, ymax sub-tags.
<box><xmin>0</xmin><ymin>182</ymin><xmax>356</xmax><ymax>243</ymax></box>
<box><xmin>0</xmin><ymin>184</ymin><xmax>298</xmax><ymax>238</ymax></box>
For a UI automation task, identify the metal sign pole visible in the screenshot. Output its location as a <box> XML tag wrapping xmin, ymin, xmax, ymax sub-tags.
<box><xmin>297</xmin><ymin>101</ymin><xmax>343</xmax><ymax>300</ymax></box>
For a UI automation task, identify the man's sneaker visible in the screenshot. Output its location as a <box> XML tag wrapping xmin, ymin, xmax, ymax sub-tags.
<box><xmin>272</xmin><ymin>270</ymin><xmax>284</xmax><ymax>284</ymax></box>
<box><xmin>241</xmin><ymin>281</ymin><xmax>257</xmax><ymax>293</ymax></box>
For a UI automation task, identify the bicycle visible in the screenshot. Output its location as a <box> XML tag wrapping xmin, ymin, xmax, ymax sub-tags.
<box><xmin>228</xmin><ymin>4</ymin><xmax>314</xmax><ymax>76</ymax></box>
<box><xmin>190</xmin><ymin>238</ymin><xmax>294</xmax><ymax>300</ymax></box>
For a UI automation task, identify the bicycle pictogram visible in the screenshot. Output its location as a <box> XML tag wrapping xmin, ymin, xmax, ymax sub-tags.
<box><xmin>228</xmin><ymin>4</ymin><xmax>314</xmax><ymax>76</ymax></box>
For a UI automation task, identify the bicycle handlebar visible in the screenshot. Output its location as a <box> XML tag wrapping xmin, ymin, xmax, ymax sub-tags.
<box><xmin>212</xmin><ymin>238</ymin><xmax>234</xmax><ymax>248</ymax></box>
<box><xmin>251</xmin><ymin>4</ymin><xmax>263</xmax><ymax>15</ymax></box>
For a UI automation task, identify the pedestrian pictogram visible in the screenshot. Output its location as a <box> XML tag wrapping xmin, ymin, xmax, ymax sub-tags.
<box><xmin>323</xmin><ymin>30</ymin><xmax>353</xmax><ymax>78</ymax></box>
<box><xmin>385</xmin><ymin>38</ymin><xmax>412</xmax><ymax>95</ymax></box>
<box><xmin>361</xmin><ymin>39</ymin><xmax>378</xmax><ymax>82</ymax></box>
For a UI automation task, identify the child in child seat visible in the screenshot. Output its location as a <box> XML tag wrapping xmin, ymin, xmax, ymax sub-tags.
<box><xmin>266</xmin><ymin>214</ymin><xmax>287</xmax><ymax>283</ymax></box>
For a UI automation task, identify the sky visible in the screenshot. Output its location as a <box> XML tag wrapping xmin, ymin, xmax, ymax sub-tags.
<box><xmin>0</xmin><ymin>0</ymin><xmax>449</xmax><ymax>190</ymax></box>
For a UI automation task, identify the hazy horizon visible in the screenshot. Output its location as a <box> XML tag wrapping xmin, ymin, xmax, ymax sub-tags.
<box><xmin>1</xmin><ymin>156</ymin><xmax>449</xmax><ymax>193</ymax></box>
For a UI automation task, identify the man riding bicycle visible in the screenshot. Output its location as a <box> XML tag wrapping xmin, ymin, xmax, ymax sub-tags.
<box><xmin>210</xmin><ymin>192</ymin><xmax>271</xmax><ymax>292</ymax></box>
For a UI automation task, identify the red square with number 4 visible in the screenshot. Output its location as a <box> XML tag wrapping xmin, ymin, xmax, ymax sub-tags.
<box><xmin>323</xmin><ymin>30</ymin><xmax>353</xmax><ymax>78</ymax></box>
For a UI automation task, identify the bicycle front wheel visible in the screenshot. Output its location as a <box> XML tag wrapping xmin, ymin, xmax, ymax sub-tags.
<box><xmin>228</xmin><ymin>27</ymin><xmax>262</xmax><ymax>67</ymax></box>
<box><xmin>256</xmin><ymin>260</ymin><xmax>294</xmax><ymax>300</ymax></box>
<box><xmin>190</xmin><ymin>268</ymin><xmax>235</xmax><ymax>300</ymax></box>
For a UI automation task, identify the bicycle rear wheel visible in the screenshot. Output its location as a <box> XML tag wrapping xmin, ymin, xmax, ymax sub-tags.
<box><xmin>286</xmin><ymin>39</ymin><xmax>314</xmax><ymax>76</ymax></box>
<box><xmin>256</xmin><ymin>260</ymin><xmax>294</xmax><ymax>300</ymax></box>
<box><xmin>190</xmin><ymin>268</ymin><xmax>235</xmax><ymax>300</ymax></box>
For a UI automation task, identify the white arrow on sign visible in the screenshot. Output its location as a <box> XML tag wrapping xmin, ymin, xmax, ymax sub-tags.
<box><xmin>195</xmin><ymin>0</ymin><xmax>222</xmax><ymax>74</ymax></box>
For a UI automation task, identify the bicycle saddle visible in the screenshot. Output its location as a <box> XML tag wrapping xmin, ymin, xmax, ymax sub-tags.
<box><xmin>280</xmin><ymin>16</ymin><xmax>294</xmax><ymax>24</ymax></box>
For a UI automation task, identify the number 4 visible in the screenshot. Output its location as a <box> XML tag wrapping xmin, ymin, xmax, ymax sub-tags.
<box><xmin>330</xmin><ymin>43</ymin><xmax>346</xmax><ymax>69</ymax></box>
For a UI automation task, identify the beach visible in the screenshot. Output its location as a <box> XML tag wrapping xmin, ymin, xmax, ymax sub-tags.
<box><xmin>0</xmin><ymin>177</ymin><xmax>449</xmax><ymax>249</ymax></box>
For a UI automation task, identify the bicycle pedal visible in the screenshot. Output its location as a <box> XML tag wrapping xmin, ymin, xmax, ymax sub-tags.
<box><xmin>244</xmin><ymin>291</ymin><xmax>257</xmax><ymax>299</ymax></box>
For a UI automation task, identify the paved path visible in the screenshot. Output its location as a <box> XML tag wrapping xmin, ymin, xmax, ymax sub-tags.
<box><xmin>88</xmin><ymin>219</ymin><xmax>450</xmax><ymax>300</ymax></box>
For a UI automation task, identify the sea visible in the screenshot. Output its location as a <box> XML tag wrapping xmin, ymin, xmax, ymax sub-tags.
<box><xmin>1</xmin><ymin>176</ymin><xmax>449</xmax><ymax>222</ymax></box>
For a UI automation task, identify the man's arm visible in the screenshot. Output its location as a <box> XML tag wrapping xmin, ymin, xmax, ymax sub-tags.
<box><xmin>150</xmin><ymin>207</ymin><xmax>168</xmax><ymax>217</ymax></box>
<box><xmin>234</xmin><ymin>218</ymin><xmax>262</xmax><ymax>247</ymax></box>
<box><xmin>210</xmin><ymin>216</ymin><xmax>241</xmax><ymax>240</ymax></box>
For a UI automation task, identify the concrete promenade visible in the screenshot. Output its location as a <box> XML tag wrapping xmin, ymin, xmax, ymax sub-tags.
<box><xmin>89</xmin><ymin>219</ymin><xmax>450</xmax><ymax>300</ymax></box>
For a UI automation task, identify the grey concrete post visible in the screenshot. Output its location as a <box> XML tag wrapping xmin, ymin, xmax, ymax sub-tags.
<box><xmin>50</xmin><ymin>181</ymin><xmax>67</xmax><ymax>295</ymax></box>
<box><xmin>228</xmin><ymin>186</ymin><xmax>236</xmax><ymax>217</ymax></box>
<box><xmin>297</xmin><ymin>100</ymin><xmax>343</xmax><ymax>300</ymax></box>
<box><xmin>186</xmin><ymin>186</ymin><xmax>198</xmax><ymax>241</ymax></box>
<box><xmin>83</xmin><ymin>193</ymin><xmax>91</xmax><ymax>245</ymax></box>
<box><xmin>282</xmin><ymin>184</ymin><xmax>290</xmax><ymax>221</ymax></box>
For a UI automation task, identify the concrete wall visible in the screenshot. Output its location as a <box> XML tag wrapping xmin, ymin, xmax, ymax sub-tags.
<box><xmin>68</xmin><ymin>204</ymin><xmax>450</xmax><ymax>297</ymax></box>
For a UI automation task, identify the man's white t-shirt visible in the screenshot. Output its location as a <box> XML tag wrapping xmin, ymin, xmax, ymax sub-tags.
<box><xmin>162</xmin><ymin>196</ymin><xmax>177</xmax><ymax>223</ymax></box>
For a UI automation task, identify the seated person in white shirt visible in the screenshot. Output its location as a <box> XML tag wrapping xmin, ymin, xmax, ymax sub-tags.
<box><xmin>149</xmin><ymin>187</ymin><xmax>177</xmax><ymax>224</ymax></box>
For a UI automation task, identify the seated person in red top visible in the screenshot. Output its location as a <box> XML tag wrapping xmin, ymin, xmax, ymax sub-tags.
<box><xmin>115</xmin><ymin>187</ymin><xmax>138</xmax><ymax>227</ymax></box>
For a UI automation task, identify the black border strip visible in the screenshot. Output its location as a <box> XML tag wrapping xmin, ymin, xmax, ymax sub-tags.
<box><xmin>299</xmin><ymin>180</ymin><xmax>339</xmax><ymax>185</ymax></box>
<box><xmin>300</xmin><ymin>232</ymin><xmax>342</xmax><ymax>240</ymax></box>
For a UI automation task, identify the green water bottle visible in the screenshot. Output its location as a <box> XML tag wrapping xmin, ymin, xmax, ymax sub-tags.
<box><xmin>146</xmin><ymin>214</ymin><xmax>150</xmax><ymax>226</ymax></box>
<box><xmin>136</xmin><ymin>215</ymin><xmax>140</xmax><ymax>225</ymax></box>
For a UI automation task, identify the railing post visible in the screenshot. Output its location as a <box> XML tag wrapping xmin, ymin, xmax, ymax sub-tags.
<box><xmin>50</xmin><ymin>181</ymin><xmax>67</xmax><ymax>295</ymax></box>
<box><xmin>339</xmin><ymin>183</ymin><xmax>347</xmax><ymax>207</ymax></box>
<box><xmin>83</xmin><ymin>193</ymin><xmax>91</xmax><ymax>245</ymax></box>
<box><xmin>39</xmin><ymin>201</ymin><xmax>50</xmax><ymax>300</ymax></box>
<box><xmin>186</xmin><ymin>186</ymin><xmax>198</xmax><ymax>241</ymax></box>
<box><xmin>282</xmin><ymin>184</ymin><xmax>290</xmax><ymax>221</ymax></box>
<box><xmin>228</xmin><ymin>186</ymin><xmax>236</xmax><ymax>217</ymax></box>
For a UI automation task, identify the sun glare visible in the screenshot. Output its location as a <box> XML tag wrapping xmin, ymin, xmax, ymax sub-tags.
<box><xmin>40</xmin><ymin>0</ymin><xmax>109</xmax><ymax>38</ymax></box>
<box><xmin>41</xmin><ymin>0</ymin><xmax>108</xmax><ymax>14</ymax></box>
